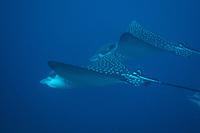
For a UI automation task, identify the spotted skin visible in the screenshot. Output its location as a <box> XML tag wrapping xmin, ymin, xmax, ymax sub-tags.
<box><xmin>41</xmin><ymin>54</ymin><xmax>200</xmax><ymax>91</ymax></box>
<box><xmin>87</xmin><ymin>54</ymin><xmax>129</xmax><ymax>75</ymax></box>
<box><xmin>128</xmin><ymin>20</ymin><xmax>193</xmax><ymax>57</ymax></box>
<box><xmin>87</xmin><ymin>54</ymin><xmax>147</xmax><ymax>86</ymax></box>
<box><xmin>46</xmin><ymin>54</ymin><xmax>149</xmax><ymax>88</ymax></box>
<box><xmin>41</xmin><ymin>20</ymin><xmax>200</xmax><ymax>90</ymax></box>
<box><xmin>91</xmin><ymin>20</ymin><xmax>199</xmax><ymax>62</ymax></box>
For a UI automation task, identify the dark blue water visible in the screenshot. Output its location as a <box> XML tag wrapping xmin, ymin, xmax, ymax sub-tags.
<box><xmin>1</xmin><ymin>0</ymin><xmax>200</xmax><ymax>133</ymax></box>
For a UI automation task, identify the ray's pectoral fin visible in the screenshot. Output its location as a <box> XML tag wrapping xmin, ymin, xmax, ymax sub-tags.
<box><xmin>48</xmin><ymin>61</ymin><xmax>123</xmax><ymax>87</ymax></box>
<box><xmin>128</xmin><ymin>20</ymin><xmax>200</xmax><ymax>57</ymax></box>
<box><xmin>116</xmin><ymin>32</ymin><xmax>163</xmax><ymax>58</ymax></box>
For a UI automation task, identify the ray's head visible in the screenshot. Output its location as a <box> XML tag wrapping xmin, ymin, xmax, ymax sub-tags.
<box><xmin>90</xmin><ymin>42</ymin><xmax>117</xmax><ymax>61</ymax></box>
<box><xmin>40</xmin><ymin>71</ymin><xmax>73</xmax><ymax>89</ymax></box>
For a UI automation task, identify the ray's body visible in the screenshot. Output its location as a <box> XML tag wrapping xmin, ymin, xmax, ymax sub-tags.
<box><xmin>91</xmin><ymin>20</ymin><xmax>200</xmax><ymax>61</ymax></box>
<box><xmin>41</xmin><ymin>54</ymin><xmax>149</xmax><ymax>89</ymax></box>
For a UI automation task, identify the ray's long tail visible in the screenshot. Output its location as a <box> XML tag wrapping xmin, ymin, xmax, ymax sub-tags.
<box><xmin>141</xmin><ymin>75</ymin><xmax>200</xmax><ymax>92</ymax></box>
<box><xmin>124</xmin><ymin>69</ymin><xmax>200</xmax><ymax>92</ymax></box>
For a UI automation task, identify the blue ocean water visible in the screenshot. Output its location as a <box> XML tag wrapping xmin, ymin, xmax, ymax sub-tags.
<box><xmin>1</xmin><ymin>0</ymin><xmax>200</xmax><ymax>132</ymax></box>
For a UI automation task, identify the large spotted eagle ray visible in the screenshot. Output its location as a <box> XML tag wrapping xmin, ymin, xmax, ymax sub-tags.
<box><xmin>40</xmin><ymin>54</ymin><xmax>149</xmax><ymax>89</ymax></box>
<box><xmin>40</xmin><ymin>20</ymin><xmax>200</xmax><ymax>93</ymax></box>
<box><xmin>91</xmin><ymin>20</ymin><xmax>200</xmax><ymax>61</ymax></box>
<box><xmin>40</xmin><ymin>53</ymin><xmax>200</xmax><ymax>92</ymax></box>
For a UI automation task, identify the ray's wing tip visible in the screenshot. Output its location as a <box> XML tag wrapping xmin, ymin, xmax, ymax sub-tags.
<box><xmin>48</xmin><ymin>61</ymin><xmax>58</xmax><ymax>70</ymax></box>
<box><xmin>48</xmin><ymin>61</ymin><xmax>53</xmax><ymax>66</ymax></box>
<box><xmin>48</xmin><ymin>61</ymin><xmax>54</xmax><ymax>64</ymax></box>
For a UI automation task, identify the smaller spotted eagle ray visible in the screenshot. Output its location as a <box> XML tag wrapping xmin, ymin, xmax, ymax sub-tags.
<box><xmin>41</xmin><ymin>54</ymin><xmax>200</xmax><ymax>93</ymax></box>
<box><xmin>91</xmin><ymin>20</ymin><xmax>200</xmax><ymax>61</ymax></box>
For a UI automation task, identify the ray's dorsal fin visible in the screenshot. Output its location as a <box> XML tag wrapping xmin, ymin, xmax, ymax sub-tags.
<box><xmin>128</xmin><ymin>20</ymin><xmax>200</xmax><ymax>57</ymax></box>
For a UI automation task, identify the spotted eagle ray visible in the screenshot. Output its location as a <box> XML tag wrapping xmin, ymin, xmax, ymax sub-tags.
<box><xmin>188</xmin><ymin>92</ymin><xmax>200</xmax><ymax>106</ymax></box>
<box><xmin>91</xmin><ymin>20</ymin><xmax>200</xmax><ymax>61</ymax></box>
<box><xmin>40</xmin><ymin>54</ymin><xmax>150</xmax><ymax>89</ymax></box>
<box><xmin>40</xmin><ymin>54</ymin><xmax>200</xmax><ymax>93</ymax></box>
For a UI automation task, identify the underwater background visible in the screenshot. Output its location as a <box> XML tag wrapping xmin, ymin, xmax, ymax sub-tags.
<box><xmin>1</xmin><ymin>0</ymin><xmax>200</xmax><ymax>133</ymax></box>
